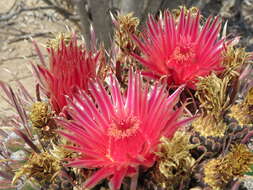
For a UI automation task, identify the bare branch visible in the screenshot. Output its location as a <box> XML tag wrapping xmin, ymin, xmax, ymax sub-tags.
<box><xmin>189</xmin><ymin>0</ymin><xmax>211</xmax><ymax>9</ymax></box>
<box><xmin>88</xmin><ymin>0</ymin><xmax>113</xmax><ymax>49</ymax></box>
<box><xmin>74</xmin><ymin>0</ymin><xmax>91</xmax><ymax>47</ymax></box>
<box><xmin>7</xmin><ymin>32</ymin><xmax>52</xmax><ymax>44</ymax></box>
<box><xmin>0</xmin><ymin>6</ymin><xmax>55</xmax><ymax>22</ymax></box>
<box><xmin>159</xmin><ymin>0</ymin><xmax>181</xmax><ymax>11</ymax></box>
<box><xmin>40</xmin><ymin>0</ymin><xmax>77</xmax><ymax>23</ymax></box>
<box><xmin>119</xmin><ymin>0</ymin><xmax>145</xmax><ymax>18</ymax></box>
<box><xmin>139</xmin><ymin>0</ymin><xmax>163</xmax><ymax>27</ymax></box>
<box><xmin>112</xmin><ymin>0</ymin><xmax>120</xmax><ymax>7</ymax></box>
<box><xmin>0</xmin><ymin>54</ymin><xmax>45</xmax><ymax>64</ymax></box>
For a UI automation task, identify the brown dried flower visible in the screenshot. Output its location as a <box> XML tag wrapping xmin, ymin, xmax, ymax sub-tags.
<box><xmin>228</xmin><ymin>103</ymin><xmax>252</xmax><ymax>125</ymax></box>
<box><xmin>172</xmin><ymin>6</ymin><xmax>199</xmax><ymax>20</ymax></box>
<box><xmin>222</xmin><ymin>46</ymin><xmax>250</xmax><ymax>78</ymax></box>
<box><xmin>196</xmin><ymin>73</ymin><xmax>231</xmax><ymax>119</ymax></box>
<box><xmin>13</xmin><ymin>152</ymin><xmax>61</xmax><ymax>185</ymax></box>
<box><xmin>30</xmin><ymin>101</ymin><xmax>51</xmax><ymax>129</ymax></box>
<box><xmin>204</xmin><ymin>144</ymin><xmax>253</xmax><ymax>189</ymax></box>
<box><xmin>114</xmin><ymin>12</ymin><xmax>140</xmax><ymax>54</ymax></box>
<box><xmin>194</xmin><ymin>73</ymin><xmax>231</xmax><ymax>137</ymax></box>
<box><xmin>30</xmin><ymin>101</ymin><xmax>57</xmax><ymax>140</ymax></box>
<box><xmin>153</xmin><ymin>131</ymin><xmax>196</xmax><ymax>189</ymax></box>
<box><xmin>46</xmin><ymin>32</ymin><xmax>72</xmax><ymax>50</ymax></box>
<box><xmin>192</xmin><ymin>115</ymin><xmax>227</xmax><ymax>137</ymax></box>
<box><xmin>246</xmin><ymin>87</ymin><xmax>253</xmax><ymax>105</ymax></box>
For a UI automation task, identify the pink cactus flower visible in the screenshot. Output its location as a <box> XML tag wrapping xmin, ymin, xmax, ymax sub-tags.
<box><xmin>132</xmin><ymin>9</ymin><xmax>225</xmax><ymax>89</ymax></box>
<box><xmin>34</xmin><ymin>36</ymin><xmax>101</xmax><ymax>113</ymax></box>
<box><xmin>57</xmin><ymin>71</ymin><xmax>191</xmax><ymax>190</ymax></box>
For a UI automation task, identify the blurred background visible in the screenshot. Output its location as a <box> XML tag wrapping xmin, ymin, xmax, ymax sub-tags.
<box><xmin>0</xmin><ymin>0</ymin><xmax>253</xmax><ymax>116</ymax></box>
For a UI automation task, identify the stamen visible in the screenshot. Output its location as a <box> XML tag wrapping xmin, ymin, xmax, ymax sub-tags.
<box><xmin>169</xmin><ymin>44</ymin><xmax>195</xmax><ymax>64</ymax></box>
<box><xmin>108</xmin><ymin>117</ymin><xmax>140</xmax><ymax>139</ymax></box>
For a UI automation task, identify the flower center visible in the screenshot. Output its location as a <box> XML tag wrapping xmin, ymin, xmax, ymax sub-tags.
<box><xmin>108</xmin><ymin>116</ymin><xmax>140</xmax><ymax>139</ymax></box>
<box><xmin>170</xmin><ymin>44</ymin><xmax>195</xmax><ymax>64</ymax></box>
